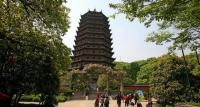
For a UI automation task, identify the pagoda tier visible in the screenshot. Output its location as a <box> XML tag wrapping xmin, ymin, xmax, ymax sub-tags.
<box><xmin>71</xmin><ymin>10</ymin><xmax>115</xmax><ymax>69</ymax></box>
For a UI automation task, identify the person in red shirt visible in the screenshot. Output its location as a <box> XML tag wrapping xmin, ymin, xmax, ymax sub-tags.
<box><xmin>124</xmin><ymin>95</ymin><xmax>130</xmax><ymax>107</ymax></box>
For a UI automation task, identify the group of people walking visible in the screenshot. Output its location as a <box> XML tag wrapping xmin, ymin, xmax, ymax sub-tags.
<box><xmin>116</xmin><ymin>92</ymin><xmax>142</xmax><ymax>107</ymax></box>
<box><xmin>94</xmin><ymin>94</ymin><xmax>109</xmax><ymax>107</ymax></box>
<box><xmin>94</xmin><ymin>92</ymin><xmax>153</xmax><ymax>107</ymax></box>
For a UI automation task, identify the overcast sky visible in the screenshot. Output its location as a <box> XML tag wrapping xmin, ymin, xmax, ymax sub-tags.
<box><xmin>62</xmin><ymin>0</ymin><xmax>170</xmax><ymax>62</ymax></box>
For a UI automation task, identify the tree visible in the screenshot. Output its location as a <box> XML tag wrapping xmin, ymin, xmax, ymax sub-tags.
<box><xmin>150</xmin><ymin>55</ymin><xmax>190</xmax><ymax>106</ymax></box>
<box><xmin>110</xmin><ymin>0</ymin><xmax>200</xmax><ymax>64</ymax></box>
<box><xmin>192</xmin><ymin>65</ymin><xmax>200</xmax><ymax>77</ymax></box>
<box><xmin>71</xmin><ymin>64</ymin><xmax>123</xmax><ymax>94</ymax></box>
<box><xmin>0</xmin><ymin>0</ymin><xmax>71</xmax><ymax>105</ymax></box>
<box><xmin>136</xmin><ymin>58</ymin><xmax>157</xmax><ymax>83</ymax></box>
<box><xmin>97</xmin><ymin>74</ymin><xmax>108</xmax><ymax>89</ymax></box>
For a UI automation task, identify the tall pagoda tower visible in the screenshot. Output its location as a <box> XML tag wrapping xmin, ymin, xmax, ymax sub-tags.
<box><xmin>71</xmin><ymin>10</ymin><xmax>115</xmax><ymax>70</ymax></box>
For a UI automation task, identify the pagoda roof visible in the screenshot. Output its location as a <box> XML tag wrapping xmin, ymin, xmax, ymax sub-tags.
<box><xmin>71</xmin><ymin>53</ymin><xmax>115</xmax><ymax>60</ymax></box>
<box><xmin>72</xmin><ymin>59</ymin><xmax>113</xmax><ymax>64</ymax></box>
<box><xmin>72</xmin><ymin>46</ymin><xmax>114</xmax><ymax>54</ymax></box>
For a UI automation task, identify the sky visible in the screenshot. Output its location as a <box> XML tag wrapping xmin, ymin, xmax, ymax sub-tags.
<box><xmin>62</xmin><ymin>0</ymin><xmax>170</xmax><ymax>62</ymax></box>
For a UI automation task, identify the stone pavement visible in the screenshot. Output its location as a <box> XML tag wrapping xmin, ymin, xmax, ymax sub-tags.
<box><xmin>58</xmin><ymin>100</ymin><xmax>149</xmax><ymax>107</ymax></box>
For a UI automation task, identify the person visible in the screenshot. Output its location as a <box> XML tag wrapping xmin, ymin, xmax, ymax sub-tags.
<box><xmin>94</xmin><ymin>97</ymin><xmax>99</xmax><ymax>107</ymax></box>
<box><xmin>146</xmin><ymin>101</ymin><xmax>153</xmax><ymax>107</ymax></box>
<box><xmin>124</xmin><ymin>95</ymin><xmax>130</xmax><ymax>107</ymax></box>
<box><xmin>115</xmin><ymin>92</ymin><xmax>123</xmax><ymax>107</ymax></box>
<box><xmin>134</xmin><ymin>93</ymin><xmax>139</xmax><ymax>104</ymax></box>
<box><xmin>129</xmin><ymin>94</ymin><xmax>134</xmax><ymax>103</ymax></box>
<box><xmin>104</xmin><ymin>96</ymin><xmax>109</xmax><ymax>107</ymax></box>
<box><xmin>130</xmin><ymin>102</ymin><xmax>135</xmax><ymax>107</ymax></box>
<box><xmin>100</xmin><ymin>95</ymin><xmax>104</xmax><ymax>107</ymax></box>
<box><xmin>137</xmin><ymin>102</ymin><xmax>142</xmax><ymax>107</ymax></box>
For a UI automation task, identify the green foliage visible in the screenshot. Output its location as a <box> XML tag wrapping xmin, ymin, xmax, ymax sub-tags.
<box><xmin>114</xmin><ymin>61</ymin><xmax>129</xmax><ymax>70</ymax></box>
<box><xmin>116</xmin><ymin>53</ymin><xmax>200</xmax><ymax>103</ymax></box>
<box><xmin>110</xmin><ymin>0</ymin><xmax>200</xmax><ymax>62</ymax></box>
<box><xmin>192</xmin><ymin>65</ymin><xmax>200</xmax><ymax>77</ymax></box>
<box><xmin>56</xmin><ymin>94</ymin><xmax>69</xmax><ymax>102</ymax></box>
<box><xmin>191</xmin><ymin>102</ymin><xmax>200</xmax><ymax>106</ymax></box>
<box><xmin>97</xmin><ymin>74</ymin><xmax>108</xmax><ymax>89</ymax></box>
<box><xmin>110</xmin><ymin>1</ymin><xmax>200</xmax><ymax>103</ymax></box>
<box><xmin>20</xmin><ymin>94</ymin><xmax>69</xmax><ymax>102</ymax></box>
<box><xmin>71</xmin><ymin>64</ymin><xmax>122</xmax><ymax>92</ymax></box>
<box><xmin>114</xmin><ymin>61</ymin><xmax>136</xmax><ymax>83</ymax></box>
<box><xmin>151</xmin><ymin>55</ymin><xmax>189</xmax><ymax>104</ymax></box>
<box><xmin>0</xmin><ymin>0</ymin><xmax>71</xmax><ymax>105</ymax></box>
<box><xmin>20</xmin><ymin>95</ymin><xmax>40</xmax><ymax>102</ymax></box>
<box><xmin>136</xmin><ymin>58</ymin><xmax>157</xmax><ymax>83</ymax></box>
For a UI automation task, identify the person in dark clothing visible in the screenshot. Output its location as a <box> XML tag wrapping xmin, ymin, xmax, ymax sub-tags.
<box><xmin>104</xmin><ymin>96</ymin><xmax>109</xmax><ymax>107</ymax></box>
<box><xmin>134</xmin><ymin>93</ymin><xmax>139</xmax><ymax>104</ymax></box>
<box><xmin>115</xmin><ymin>92</ymin><xmax>123</xmax><ymax>107</ymax></box>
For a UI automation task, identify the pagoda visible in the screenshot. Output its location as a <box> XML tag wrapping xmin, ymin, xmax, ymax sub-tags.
<box><xmin>71</xmin><ymin>10</ymin><xmax>115</xmax><ymax>70</ymax></box>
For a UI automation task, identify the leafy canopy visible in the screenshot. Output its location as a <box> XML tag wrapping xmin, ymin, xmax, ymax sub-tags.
<box><xmin>110</xmin><ymin>0</ymin><xmax>200</xmax><ymax>53</ymax></box>
<box><xmin>0</xmin><ymin>0</ymin><xmax>71</xmax><ymax>105</ymax></box>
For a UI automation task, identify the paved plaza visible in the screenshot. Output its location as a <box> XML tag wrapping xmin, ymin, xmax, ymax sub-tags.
<box><xmin>58</xmin><ymin>100</ymin><xmax>149</xmax><ymax>107</ymax></box>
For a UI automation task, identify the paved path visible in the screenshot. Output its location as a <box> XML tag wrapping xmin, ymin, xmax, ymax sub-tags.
<box><xmin>58</xmin><ymin>100</ymin><xmax>149</xmax><ymax>107</ymax></box>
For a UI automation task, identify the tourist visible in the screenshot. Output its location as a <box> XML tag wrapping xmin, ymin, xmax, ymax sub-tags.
<box><xmin>130</xmin><ymin>102</ymin><xmax>135</xmax><ymax>107</ymax></box>
<box><xmin>137</xmin><ymin>102</ymin><xmax>142</xmax><ymax>107</ymax></box>
<box><xmin>129</xmin><ymin>93</ymin><xmax>134</xmax><ymax>103</ymax></box>
<box><xmin>146</xmin><ymin>101</ymin><xmax>153</xmax><ymax>107</ymax></box>
<box><xmin>124</xmin><ymin>95</ymin><xmax>130</xmax><ymax>107</ymax></box>
<box><xmin>134</xmin><ymin>93</ymin><xmax>139</xmax><ymax>104</ymax></box>
<box><xmin>104</xmin><ymin>96</ymin><xmax>109</xmax><ymax>107</ymax></box>
<box><xmin>115</xmin><ymin>92</ymin><xmax>123</xmax><ymax>107</ymax></box>
<box><xmin>94</xmin><ymin>97</ymin><xmax>99</xmax><ymax>107</ymax></box>
<box><xmin>100</xmin><ymin>95</ymin><xmax>104</xmax><ymax>107</ymax></box>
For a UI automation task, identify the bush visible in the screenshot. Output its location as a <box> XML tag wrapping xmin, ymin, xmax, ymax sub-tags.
<box><xmin>20</xmin><ymin>95</ymin><xmax>40</xmax><ymax>102</ymax></box>
<box><xmin>20</xmin><ymin>94</ymin><xmax>69</xmax><ymax>103</ymax></box>
<box><xmin>191</xmin><ymin>102</ymin><xmax>200</xmax><ymax>106</ymax></box>
<box><xmin>56</xmin><ymin>95</ymin><xmax>68</xmax><ymax>102</ymax></box>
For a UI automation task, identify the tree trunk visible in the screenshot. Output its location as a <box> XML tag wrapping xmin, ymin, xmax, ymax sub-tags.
<box><xmin>180</xmin><ymin>45</ymin><xmax>191</xmax><ymax>101</ymax></box>
<box><xmin>195</xmin><ymin>48</ymin><xmax>200</xmax><ymax>65</ymax></box>
<box><xmin>180</xmin><ymin>45</ymin><xmax>187</xmax><ymax>66</ymax></box>
<box><xmin>13</xmin><ymin>93</ymin><xmax>22</xmax><ymax>107</ymax></box>
<box><xmin>16</xmin><ymin>93</ymin><xmax>22</xmax><ymax>105</ymax></box>
<box><xmin>13</xmin><ymin>94</ymin><xmax>18</xmax><ymax>106</ymax></box>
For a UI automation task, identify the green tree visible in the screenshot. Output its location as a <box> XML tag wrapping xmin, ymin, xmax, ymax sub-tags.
<box><xmin>136</xmin><ymin>58</ymin><xmax>157</xmax><ymax>83</ymax></box>
<box><xmin>192</xmin><ymin>65</ymin><xmax>200</xmax><ymax>77</ymax></box>
<box><xmin>151</xmin><ymin>55</ymin><xmax>190</xmax><ymax>106</ymax></box>
<box><xmin>0</xmin><ymin>0</ymin><xmax>71</xmax><ymax>105</ymax></box>
<box><xmin>110</xmin><ymin>0</ymin><xmax>200</xmax><ymax>64</ymax></box>
<box><xmin>97</xmin><ymin>74</ymin><xmax>108</xmax><ymax>89</ymax></box>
